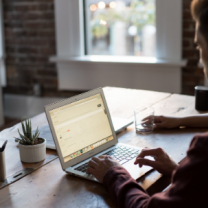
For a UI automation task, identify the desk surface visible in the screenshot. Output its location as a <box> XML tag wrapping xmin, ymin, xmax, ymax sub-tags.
<box><xmin>0</xmin><ymin>87</ymin><xmax>207</xmax><ymax>208</ymax></box>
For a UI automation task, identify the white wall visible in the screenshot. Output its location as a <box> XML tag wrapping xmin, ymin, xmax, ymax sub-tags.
<box><xmin>57</xmin><ymin>62</ymin><xmax>181</xmax><ymax>93</ymax></box>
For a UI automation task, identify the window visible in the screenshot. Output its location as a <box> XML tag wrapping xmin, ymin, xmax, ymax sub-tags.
<box><xmin>54</xmin><ymin>0</ymin><xmax>183</xmax><ymax>61</ymax></box>
<box><xmin>84</xmin><ymin>0</ymin><xmax>156</xmax><ymax>57</ymax></box>
<box><xmin>52</xmin><ymin>0</ymin><xmax>185</xmax><ymax>93</ymax></box>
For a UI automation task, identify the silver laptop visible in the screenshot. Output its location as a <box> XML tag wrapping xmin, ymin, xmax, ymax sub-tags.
<box><xmin>45</xmin><ymin>88</ymin><xmax>152</xmax><ymax>182</ymax></box>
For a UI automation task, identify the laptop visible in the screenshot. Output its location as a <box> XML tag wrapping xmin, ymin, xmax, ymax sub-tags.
<box><xmin>45</xmin><ymin>88</ymin><xmax>152</xmax><ymax>182</ymax></box>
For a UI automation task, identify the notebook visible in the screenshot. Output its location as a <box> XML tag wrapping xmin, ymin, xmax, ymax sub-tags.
<box><xmin>45</xmin><ymin>88</ymin><xmax>152</xmax><ymax>182</ymax></box>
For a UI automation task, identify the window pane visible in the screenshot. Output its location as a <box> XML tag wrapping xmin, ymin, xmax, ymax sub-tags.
<box><xmin>85</xmin><ymin>0</ymin><xmax>156</xmax><ymax>57</ymax></box>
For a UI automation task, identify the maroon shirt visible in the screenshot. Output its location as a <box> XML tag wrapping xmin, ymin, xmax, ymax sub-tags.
<box><xmin>103</xmin><ymin>132</ymin><xmax>208</xmax><ymax>208</ymax></box>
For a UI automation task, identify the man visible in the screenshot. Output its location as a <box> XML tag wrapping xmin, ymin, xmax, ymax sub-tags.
<box><xmin>87</xmin><ymin>0</ymin><xmax>208</xmax><ymax>207</ymax></box>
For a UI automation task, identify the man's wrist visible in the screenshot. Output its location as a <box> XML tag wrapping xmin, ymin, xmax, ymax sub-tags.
<box><xmin>177</xmin><ymin>117</ymin><xmax>185</xmax><ymax>127</ymax></box>
<box><xmin>103</xmin><ymin>166</ymin><xmax>129</xmax><ymax>186</ymax></box>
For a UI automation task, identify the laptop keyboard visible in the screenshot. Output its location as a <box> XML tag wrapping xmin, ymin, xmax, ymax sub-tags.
<box><xmin>74</xmin><ymin>146</ymin><xmax>140</xmax><ymax>173</ymax></box>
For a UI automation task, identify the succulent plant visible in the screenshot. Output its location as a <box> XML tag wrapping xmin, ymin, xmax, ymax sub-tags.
<box><xmin>14</xmin><ymin>119</ymin><xmax>40</xmax><ymax>145</ymax></box>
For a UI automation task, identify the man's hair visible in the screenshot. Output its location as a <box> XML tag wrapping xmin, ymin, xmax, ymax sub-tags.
<box><xmin>191</xmin><ymin>0</ymin><xmax>208</xmax><ymax>44</ymax></box>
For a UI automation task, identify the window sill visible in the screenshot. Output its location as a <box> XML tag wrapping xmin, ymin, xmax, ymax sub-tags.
<box><xmin>50</xmin><ymin>55</ymin><xmax>187</xmax><ymax>67</ymax></box>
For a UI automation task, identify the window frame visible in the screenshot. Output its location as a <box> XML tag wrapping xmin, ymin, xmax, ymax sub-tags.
<box><xmin>53</xmin><ymin>0</ymin><xmax>183</xmax><ymax>62</ymax></box>
<box><xmin>0</xmin><ymin>0</ymin><xmax>6</xmax><ymax>87</ymax></box>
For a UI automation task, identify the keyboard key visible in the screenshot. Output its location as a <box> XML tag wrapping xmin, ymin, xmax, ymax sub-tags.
<box><xmin>75</xmin><ymin>146</ymin><xmax>139</xmax><ymax>173</ymax></box>
<box><xmin>132</xmin><ymin>150</ymin><xmax>139</xmax><ymax>154</ymax></box>
<box><xmin>120</xmin><ymin>159</ymin><xmax>128</xmax><ymax>165</ymax></box>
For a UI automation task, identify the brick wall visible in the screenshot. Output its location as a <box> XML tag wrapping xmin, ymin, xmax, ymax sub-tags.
<box><xmin>2</xmin><ymin>0</ymin><xmax>81</xmax><ymax>97</ymax></box>
<box><xmin>2</xmin><ymin>0</ymin><xmax>204</xmax><ymax>96</ymax></box>
<box><xmin>182</xmin><ymin>0</ymin><xmax>204</xmax><ymax>95</ymax></box>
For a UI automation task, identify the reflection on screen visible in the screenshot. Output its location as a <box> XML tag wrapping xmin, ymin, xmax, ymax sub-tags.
<box><xmin>49</xmin><ymin>94</ymin><xmax>114</xmax><ymax>162</ymax></box>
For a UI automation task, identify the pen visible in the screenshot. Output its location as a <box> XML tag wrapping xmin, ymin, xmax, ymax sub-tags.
<box><xmin>0</xmin><ymin>140</ymin><xmax>8</xmax><ymax>152</ymax></box>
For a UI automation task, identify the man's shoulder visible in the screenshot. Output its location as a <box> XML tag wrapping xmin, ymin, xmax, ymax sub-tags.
<box><xmin>194</xmin><ymin>131</ymin><xmax>208</xmax><ymax>138</ymax></box>
<box><xmin>188</xmin><ymin>131</ymin><xmax>208</xmax><ymax>155</ymax></box>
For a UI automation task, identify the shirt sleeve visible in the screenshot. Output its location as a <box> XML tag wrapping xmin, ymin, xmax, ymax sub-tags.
<box><xmin>103</xmin><ymin>132</ymin><xmax>208</xmax><ymax>208</ymax></box>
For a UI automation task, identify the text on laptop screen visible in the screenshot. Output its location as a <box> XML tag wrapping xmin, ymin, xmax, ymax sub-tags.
<box><xmin>49</xmin><ymin>94</ymin><xmax>114</xmax><ymax>162</ymax></box>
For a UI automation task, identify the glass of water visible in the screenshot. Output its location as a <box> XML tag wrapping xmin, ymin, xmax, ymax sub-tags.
<box><xmin>134</xmin><ymin>106</ymin><xmax>154</xmax><ymax>134</ymax></box>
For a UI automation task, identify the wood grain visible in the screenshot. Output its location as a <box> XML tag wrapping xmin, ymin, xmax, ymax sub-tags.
<box><xmin>0</xmin><ymin>158</ymin><xmax>115</xmax><ymax>208</ymax></box>
<box><xmin>0</xmin><ymin>87</ymin><xmax>207</xmax><ymax>207</ymax></box>
<box><xmin>103</xmin><ymin>87</ymin><xmax>171</xmax><ymax>119</ymax></box>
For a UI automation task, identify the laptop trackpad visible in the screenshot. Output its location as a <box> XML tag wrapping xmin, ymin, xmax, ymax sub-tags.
<box><xmin>124</xmin><ymin>159</ymin><xmax>153</xmax><ymax>180</ymax></box>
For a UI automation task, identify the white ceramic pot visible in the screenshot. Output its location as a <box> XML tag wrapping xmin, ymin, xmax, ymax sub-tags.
<box><xmin>18</xmin><ymin>138</ymin><xmax>46</xmax><ymax>163</ymax></box>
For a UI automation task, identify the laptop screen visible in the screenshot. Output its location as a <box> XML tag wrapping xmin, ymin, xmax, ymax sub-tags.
<box><xmin>49</xmin><ymin>94</ymin><xmax>114</xmax><ymax>162</ymax></box>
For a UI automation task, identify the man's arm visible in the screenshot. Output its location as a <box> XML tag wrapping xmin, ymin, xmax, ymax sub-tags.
<box><xmin>103</xmin><ymin>166</ymin><xmax>150</xmax><ymax>208</ymax></box>
<box><xmin>179</xmin><ymin>114</ymin><xmax>208</xmax><ymax>127</ymax></box>
<box><xmin>153</xmin><ymin>114</ymin><xmax>208</xmax><ymax>129</ymax></box>
<box><xmin>88</xmin><ymin>132</ymin><xmax>208</xmax><ymax>208</ymax></box>
<box><xmin>103</xmin><ymin>133</ymin><xmax>208</xmax><ymax>208</ymax></box>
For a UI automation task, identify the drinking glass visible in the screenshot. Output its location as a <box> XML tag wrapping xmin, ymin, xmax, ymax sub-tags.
<box><xmin>134</xmin><ymin>106</ymin><xmax>154</xmax><ymax>134</ymax></box>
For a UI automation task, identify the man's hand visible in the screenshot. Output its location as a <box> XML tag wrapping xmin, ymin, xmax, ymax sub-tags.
<box><xmin>153</xmin><ymin>116</ymin><xmax>181</xmax><ymax>129</ymax></box>
<box><xmin>134</xmin><ymin>148</ymin><xmax>179</xmax><ymax>176</ymax></box>
<box><xmin>87</xmin><ymin>155</ymin><xmax>122</xmax><ymax>183</ymax></box>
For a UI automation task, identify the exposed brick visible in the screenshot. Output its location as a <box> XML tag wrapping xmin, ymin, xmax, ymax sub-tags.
<box><xmin>195</xmin><ymin>67</ymin><xmax>204</xmax><ymax>75</ymax></box>
<box><xmin>181</xmin><ymin>0</ymin><xmax>205</xmax><ymax>95</ymax></box>
<box><xmin>2</xmin><ymin>0</ymin><xmax>61</xmax><ymax>96</ymax></box>
<box><xmin>186</xmin><ymin>59</ymin><xmax>199</xmax><ymax>67</ymax></box>
<box><xmin>37</xmin><ymin>69</ymin><xmax>57</xmax><ymax>76</ymax></box>
<box><xmin>183</xmin><ymin>10</ymin><xmax>192</xmax><ymax>20</ymax></box>
<box><xmin>183</xmin><ymin>49</ymin><xmax>199</xmax><ymax>59</ymax></box>
<box><xmin>6</xmin><ymin>65</ymin><xmax>17</xmax><ymax>77</ymax></box>
<box><xmin>183</xmin><ymin>21</ymin><xmax>195</xmax><ymax>30</ymax></box>
<box><xmin>183</xmin><ymin>30</ymin><xmax>195</xmax><ymax>38</ymax></box>
<box><xmin>183</xmin><ymin>1</ymin><xmax>192</xmax><ymax>10</ymax></box>
<box><xmin>183</xmin><ymin>39</ymin><xmax>192</xmax><ymax>48</ymax></box>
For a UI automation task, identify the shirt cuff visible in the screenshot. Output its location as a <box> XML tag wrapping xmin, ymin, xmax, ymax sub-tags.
<box><xmin>103</xmin><ymin>166</ymin><xmax>132</xmax><ymax>187</ymax></box>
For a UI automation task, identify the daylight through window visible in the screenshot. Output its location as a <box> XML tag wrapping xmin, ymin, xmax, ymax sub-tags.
<box><xmin>85</xmin><ymin>0</ymin><xmax>156</xmax><ymax>57</ymax></box>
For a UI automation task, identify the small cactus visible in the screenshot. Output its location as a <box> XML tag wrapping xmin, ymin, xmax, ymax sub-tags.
<box><xmin>14</xmin><ymin>119</ymin><xmax>40</xmax><ymax>145</ymax></box>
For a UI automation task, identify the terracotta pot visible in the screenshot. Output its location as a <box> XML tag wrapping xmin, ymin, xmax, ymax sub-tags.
<box><xmin>18</xmin><ymin>138</ymin><xmax>46</xmax><ymax>163</ymax></box>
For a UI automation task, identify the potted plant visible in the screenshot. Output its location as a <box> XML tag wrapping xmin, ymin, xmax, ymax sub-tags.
<box><xmin>15</xmin><ymin>119</ymin><xmax>46</xmax><ymax>163</ymax></box>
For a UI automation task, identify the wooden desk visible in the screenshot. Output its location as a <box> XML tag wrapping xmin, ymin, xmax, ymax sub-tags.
<box><xmin>0</xmin><ymin>87</ymin><xmax>207</xmax><ymax>208</ymax></box>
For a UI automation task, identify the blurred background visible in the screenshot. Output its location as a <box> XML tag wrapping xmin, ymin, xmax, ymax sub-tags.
<box><xmin>0</xmin><ymin>0</ymin><xmax>205</xmax><ymax>128</ymax></box>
